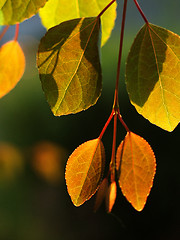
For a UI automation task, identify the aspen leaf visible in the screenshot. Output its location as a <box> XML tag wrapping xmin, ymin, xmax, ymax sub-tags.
<box><xmin>126</xmin><ymin>24</ymin><xmax>180</xmax><ymax>131</ymax></box>
<box><xmin>0</xmin><ymin>40</ymin><xmax>25</xmax><ymax>98</ymax></box>
<box><xmin>65</xmin><ymin>138</ymin><xmax>105</xmax><ymax>207</ymax></box>
<box><xmin>0</xmin><ymin>10</ymin><xmax>3</xmax><ymax>28</ymax></box>
<box><xmin>116</xmin><ymin>132</ymin><xmax>156</xmax><ymax>211</ymax></box>
<box><xmin>105</xmin><ymin>181</ymin><xmax>117</xmax><ymax>213</ymax></box>
<box><xmin>0</xmin><ymin>0</ymin><xmax>48</xmax><ymax>25</ymax></box>
<box><xmin>37</xmin><ymin>17</ymin><xmax>102</xmax><ymax>116</ymax></box>
<box><xmin>94</xmin><ymin>177</ymin><xmax>108</xmax><ymax>212</ymax></box>
<box><xmin>39</xmin><ymin>0</ymin><xmax>117</xmax><ymax>46</ymax></box>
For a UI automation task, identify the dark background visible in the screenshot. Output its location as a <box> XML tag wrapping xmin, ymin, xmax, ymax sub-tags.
<box><xmin>0</xmin><ymin>0</ymin><xmax>179</xmax><ymax>239</ymax></box>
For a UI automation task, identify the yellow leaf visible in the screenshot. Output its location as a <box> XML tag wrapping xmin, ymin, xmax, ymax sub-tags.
<box><xmin>116</xmin><ymin>132</ymin><xmax>156</xmax><ymax>211</ymax></box>
<box><xmin>39</xmin><ymin>0</ymin><xmax>117</xmax><ymax>46</ymax></box>
<box><xmin>0</xmin><ymin>40</ymin><xmax>25</xmax><ymax>98</ymax></box>
<box><xmin>65</xmin><ymin>138</ymin><xmax>105</xmax><ymax>207</ymax></box>
<box><xmin>37</xmin><ymin>17</ymin><xmax>102</xmax><ymax>116</ymax></box>
<box><xmin>105</xmin><ymin>180</ymin><xmax>117</xmax><ymax>213</ymax></box>
<box><xmin>0</xmin><ymin>0</ymin><xmax>48</xmax><ymax>25</ymax></box>
<box><xmin>126</xmin><ymin>24</ymin><xmax>180</xmax><ymax>131</ymax></box>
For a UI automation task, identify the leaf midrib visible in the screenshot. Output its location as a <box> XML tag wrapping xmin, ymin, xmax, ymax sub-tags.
<box><xmin>147</xmin><ymin>25</ymin><xmax>172</xmax><ymax>128</ymax></box>
<box><xmin>76</xmin><ymin>140</ymin><xmax>102</xmax><ymax>205</ymax></box>
<box><xmin>54</xmin><ymin>19</ymin><xmax>98</xmax><ymax>114</ymax></box>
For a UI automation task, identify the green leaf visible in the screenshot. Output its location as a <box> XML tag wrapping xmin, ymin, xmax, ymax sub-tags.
<box><xmin>65</xmin><ymin>138</ymin><xmax>105</xmax><ymax>206</ymax></box>
<box><xmin>39</xmin><ymin>0</ymin><xmax>117</xmax><ymax>46</ymax></box>
<box><xmin>0</xmin><ymin>0</ymin><xmax>48</xmax><ymax>25</ymax></box>
<box><xmin>37</xmin><ymin>17</ymin><xmax>102</xmax><ymax>116</ymax></box>
<box><xmin>0</xmin><ymin>10</ymin><xmax>3</xmax><ymax>29</ymax></box>
<box><xmin>126</xmin><ymin>23</ymin><xmax>180</xmax><ymax>131</ymax></box>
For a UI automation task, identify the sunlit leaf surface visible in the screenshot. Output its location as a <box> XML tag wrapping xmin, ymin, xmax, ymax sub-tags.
<box><xmin>37</xmin><ymin>17</ymin><xmax>102</xmax><ymax>116</ymax></box>
<box><xmin>65</xmin><ymin>138</ymin><xmax>105</xmax><ymax>206</ymax></box>
<box><xmin>126</xmin><ymin>24</ymin><xmax>180</xmax><ymax>131</ymax></box>
<box><xmin>116</xmin><ymin>132</ymin><xmax>156</xmax><ymax>211</ymax></box>
<box><xmin>0</xmin><ymin>40</ymin><xmax>25</xmax><ymax>98</ymax></box>
<box><xmin>0</xmin><ymin>0</ymin><xmax>47</xmax><ymax>25</ymax></box>
<box><xmin>39</xmin><ymin>0</ymin><xmax>117</xmax><ymax>46</ymax></box>
<box><xmin>0</xmin><ymin>10</ymin><xmax>3</xmax><ymax>29</ymax></box>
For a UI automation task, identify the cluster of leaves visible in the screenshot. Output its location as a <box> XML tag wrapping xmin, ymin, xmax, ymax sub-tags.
<box><xmin>0</xmin><ymin>0</ymin><xmax>180</xmax><ymax>212</ymax></box>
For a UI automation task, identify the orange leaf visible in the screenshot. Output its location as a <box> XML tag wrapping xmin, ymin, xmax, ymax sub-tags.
<box><xmin>106</xmin><ymin>181</ymin><xmax>117</xmax><ymax>213</ymax></box>
<box><xmin>65</xmin><ymin>138</ymin><xmax>105</xmax><ymax>207</ymax></box>
<box><xmin>116</xmin><ymin>132</ymin><xmax>156</xmax><ymax>211</ymax></box>
<box><xmin>0</xmin><ymin>40</ymin><xmax>25</xmax><ymax>98</ymax></box>
<box><xmin>94</xmin><ymin>177</ymin><xmax>108</xmax><ymax>212</ymax></box>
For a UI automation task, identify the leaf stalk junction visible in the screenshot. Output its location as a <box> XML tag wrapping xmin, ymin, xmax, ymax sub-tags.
<box><xmin>98</xmin><ymin>0</ymin><xmax>149</xmax><ymax>188</ymax></box>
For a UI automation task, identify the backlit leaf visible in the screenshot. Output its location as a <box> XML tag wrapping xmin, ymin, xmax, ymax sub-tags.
<box><xmin>105</xmin><ymin>181</ymin><xmax>117</xmax><ymax>213</ymax></box>
<box><xmin>116</xmin><ymin>132</ymin><xmax>156</xmax><ymax>211</ymax></box>
<box><xmin>126</xmin><ymin>24</ymin><xmax>180</xmax><ymax>131</ymax></box>
<box><xmin>0</xmin><ymin>10</ymin><xmax>3</xmax><ymax>29</ymax></box>
<box><xmin>37</xmin><ymin>17</ymin><xmax>102</xmax><ymax>116</ymax></box>
<box><xmin>0</xmin><ymin>0</ymin><xmax>47</xmax><ymax>25</ymax></box>
<box><xmin>65</xmin><ymin>138</ymin><xmax>105</xmax><ymax>207</ymax></box>
<box><xmin>0</xmin><ymin>40</ymin><xmax>25</xmax><ymax>98</ymax></box>
<box><xmin>39</xmin><ymin>0</ymin><xmax>117</xmax><ymax>46</ymax></box>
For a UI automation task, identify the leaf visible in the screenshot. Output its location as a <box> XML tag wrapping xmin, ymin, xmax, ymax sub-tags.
<box><xmin>126</xmin><ymin>23</ymin><xmax>180</xmax><ymax>131</ymax></box>
<box><xmin>105</xmin><ymin>181</ymin><xmax>117</xmax><ymax>213</ymax></box>
<box><xmin>116</xmin><ymin>132</ymin><xmax>156</xmax><ymax>211</ymax></box>
<box><xmin>94</xmin><ymin>177</ymin><xmax>108</xmax><ymax>212</ymax></box>
<box><xmin>0</xmin><ymin>0</ymin><xmax>47</xmax><ymax>25</ymax></box>
<box><xmin>0</xmin><ymin>10</ymin><xmax>3</xmax><ymax>29</ymax></box>
<box><xmin>37</xmin><ymin>17</ymin><xmax>102</xmax><ymax>116</ymax></box>
<box><xmin>39</xmin><ymin>0</ymin><xmax>117</xmax><ymax>46</ymax></box>
<box><xmin>0</xmin><ymin>40</ymin><xmax>25</xmax><ymax>98</ymax></box>
<box><xmin>65</xmin><ymin>138</ymin><xmax>105</xmax><ymax>207</ymax></box>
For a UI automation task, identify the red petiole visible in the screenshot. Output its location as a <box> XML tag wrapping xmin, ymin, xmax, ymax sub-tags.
<box><xmin>98</xmin><ymin>0</ymin><xmax>149</xmax><ymax>182</ymax></box>
<box><xmin>0</xmin><ymin>25</ymin><xmax>9</xmax><ymax>42</ymax></box>
<box><xmin>133</xmin><ymin>0</ymin><xmax>149</xmax><ymax>25</ymax></box>
<box><xmin>14</xmin><ymin>23</ymin><xmax>19</xmax><ymax>41</ymax></box>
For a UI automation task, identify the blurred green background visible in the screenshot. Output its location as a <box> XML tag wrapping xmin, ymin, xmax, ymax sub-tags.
<box><xmin>0</xmin><ymin>0</ymin><xmax>179</xmax><ymax>239</ymax></box>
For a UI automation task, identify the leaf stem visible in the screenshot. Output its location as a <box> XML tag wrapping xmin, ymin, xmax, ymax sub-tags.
<box><xmin>117</xmin><ymin>110</ymin><xmax>130</xmax><ymax>132</ymax></box>
<box><xmin>113</xmin><ymin>0</ymin><xmax>128</xmax><ymax>109</ymax></box>
<box><xmin>98</xmin><ymin>110</ymin><xmax>114</xmax><ymax>139</ymax></box>
<box><xmin>0</xmin><ymin>25</ymin><xmax>9</xmax><ymax>42</ymax></box>
<box><xmin>110</xmin><ymin>113</ymin><xmax>117</xmax><ymax>182</ymax></box>
<box><xmin>97</xmin><ymin>0</ymin><xmax>116</xmax><ymax>19</ymax></box>
<box><xmin>133</xmin><ymin>0</ymin><xmax>149</xmax><ymax>25</ymax></box>
<box><xmin>14</xmin><ymin>23</ymin><xmax>19</xmax><ymax>41</ymax></box>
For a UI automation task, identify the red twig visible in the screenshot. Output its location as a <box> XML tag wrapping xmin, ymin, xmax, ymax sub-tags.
<box><xmin>133</xmin><ymin>0</ymin><xmax>149</xmax><ymax>25</ymax></box>
<box><xmin>117</xmin><ymin>110</ymin><xmax>130</xmax><ymax>132</ymax></box>
<box><xmin>98</xmin><ymin>111</ymin><xmax>114</xmax><ymax>139</ymax></box>
<box><xmin>110</xmin><ymin>113</ymin><xmax>117</xmax><ymax>182</ymax></box>
<box><xmin>113</xmin><ymin>0</ymin><xmax>128</xmax><ymax>108</ymax></box>
<box><xmin>0</xmin><ymin>25</ymin><xmax>9</xmax><ymax>41</ymax></box>
<box><xmin>14</xmin><ymin>23</ymin><xmax>19</xmax><ymax>41</ymax></box>
<box><xmin>97</xmin><ymin>0</ymin><xmax>116</xmax><ymax>19</ymax></box>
